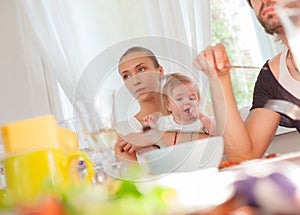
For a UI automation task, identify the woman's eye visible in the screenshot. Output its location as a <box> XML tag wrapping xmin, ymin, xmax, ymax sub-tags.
<box><xmin>189</xmin><ymin>97</ymin><xmax>196</xmax><ymax>101</ymax></box>
<box><xmin>138</xmin><ymin>67</ymin><xmax>146</xmax><ymax>73</ymax></box>
<box><xmin>123</xmin><ymin>74</ymin><xmax>131</xmax><ymax>80</ymax></box>
<box><xmin>176</xmin><ymin>98</ymin><xmax>183</xmax><ymax>101</ymax></box>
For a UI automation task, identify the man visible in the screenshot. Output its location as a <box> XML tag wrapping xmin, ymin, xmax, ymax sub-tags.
<box><xmin>193</xmin><ymin>0</ymin><xmax>300</xmax><ymax>162</ymax></box>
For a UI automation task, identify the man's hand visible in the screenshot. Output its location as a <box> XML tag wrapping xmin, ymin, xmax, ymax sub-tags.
<box><xmin>193</xmin><ymin>43</ymin><xmax>231</xmax><ymax>79</ymax></box>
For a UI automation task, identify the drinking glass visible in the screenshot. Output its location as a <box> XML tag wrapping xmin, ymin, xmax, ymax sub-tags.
<box><xmin>60</xmin><ymin>90</ymin><xmax>127</xmax><ymax>183</ymax></box>
<box><xmin>94</xmin><ymin>90</ymin><xmax>131</xmax><ymax>179</ymax></box>
<box><xmin>276</xmin><ymin>0</ymin><xmax>300</xmax><ymax>68</ymax></box>
<box><xmin>93</xmin><ymin>90</ymin><xmax>118</xmax><ymax>153</ymax></box>
<box><xmin>59</xmin><ymin>116</ymin><xmax>106</xmax><ymax>184</ymax></box>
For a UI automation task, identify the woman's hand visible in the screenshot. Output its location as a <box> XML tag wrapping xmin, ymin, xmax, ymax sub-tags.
<box><xmin>119</xmin><ymin>139</ymin><xmax>143</xmax><ymax>154</ymax></box>
<box><xmin>119</xmin><ymin>132</ymin><xmax>160</xmax><ymax>154</ymax></box>
<box><xmin>114</xmin><ymin>137</ymin><xmax>137</xmax><ymax>161</ymax></box>
<box><xmin>193</xmin><ymin>43</ymin><xmax>231</xmax><ymax>79</ymax></box>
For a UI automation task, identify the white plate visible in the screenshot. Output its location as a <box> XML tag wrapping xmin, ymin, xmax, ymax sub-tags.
<box><xmin>138</xmin><ymin>136</ymin><xmax>224</xmax><ymax>175</ymax></box>
<box><xmin>221</xmin><ymin>150</ymin><xmax>300</xmax><ymax>172</ymax></box>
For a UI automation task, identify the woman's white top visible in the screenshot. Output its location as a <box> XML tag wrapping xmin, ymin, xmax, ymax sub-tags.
<box><xmin>116</xmin><ymin>117</ymin><xmax>162</xmax><ymax>160</ymax></box>
<box><xmin>116</xmin><ymin>117</ymin><xmax>143</xmax><ymax>136</ymax></box>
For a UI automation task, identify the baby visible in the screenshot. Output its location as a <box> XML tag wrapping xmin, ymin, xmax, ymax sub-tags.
<box><xmin>143</xmin><ymin>73</ymin><xmax>216</xmax><ymax>135</ymax></box>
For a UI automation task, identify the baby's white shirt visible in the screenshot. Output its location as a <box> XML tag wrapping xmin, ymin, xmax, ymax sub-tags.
<box><xmin>156</xmin><ymin>115</ymin><xmax>206</xmax><ymax>133</ymax></box>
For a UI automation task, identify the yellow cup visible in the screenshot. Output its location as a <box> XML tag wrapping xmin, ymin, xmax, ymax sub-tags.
<box><xmin>2</xmin><ymin>148</ymin><xmax>93</xmax><ymax>201</ymax></box>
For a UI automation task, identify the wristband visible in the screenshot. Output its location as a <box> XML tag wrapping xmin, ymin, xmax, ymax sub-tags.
<box><xmin>153</xmin><ymin>138</ymin><xmax>167</xmax><ymax>149</ymax></box>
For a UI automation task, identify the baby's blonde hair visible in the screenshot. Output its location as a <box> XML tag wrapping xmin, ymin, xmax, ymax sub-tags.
<box><xmin>162</xmin><ymin>73</ymin><xmax>200</xmax><ymax>108</ymax></box>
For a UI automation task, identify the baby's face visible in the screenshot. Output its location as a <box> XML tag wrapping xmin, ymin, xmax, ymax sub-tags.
<box><xmin>166</xmin><ymin>82</ymin><xmax>200</xmax><ymax>125</ymax></box>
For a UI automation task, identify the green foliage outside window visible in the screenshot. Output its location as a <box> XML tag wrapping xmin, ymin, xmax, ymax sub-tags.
<box><xmin>211</xmin><ymin>0</ymin><xmax>260</xmax><ymax>109</ymax></box>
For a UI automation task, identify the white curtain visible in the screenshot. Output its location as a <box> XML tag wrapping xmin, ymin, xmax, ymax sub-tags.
<box><xmin>16</xmin><ymin>0</ymin><xmax>211</xmax><ymax>121</ymax></box>
<box><xmin>17</xmin><ymin>0</ymin><xmax>83</xmax><ymax>100</ymax></box>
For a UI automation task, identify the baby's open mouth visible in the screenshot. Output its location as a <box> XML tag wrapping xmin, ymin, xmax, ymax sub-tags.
<box><xmin>183</xmin><ymin>108</ymin><xmax>191</xmax><ymax>113</ymax></box>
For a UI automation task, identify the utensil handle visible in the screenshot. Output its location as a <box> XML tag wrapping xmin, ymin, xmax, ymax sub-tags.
<box><xmin>225</xmin><ymin>64</ymin><xmax>260</xmax><ymax>69</ymax></box>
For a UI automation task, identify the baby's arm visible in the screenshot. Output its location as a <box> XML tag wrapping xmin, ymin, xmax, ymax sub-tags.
<box><xmin>190</xmin><ymin>106</ymin><xmax>217</xmax><ymax>135</ymax></box>
<box><xmin>198</xmin><ymin>112</ymin><xmax>217</xmax><ymax>136</ymax></box>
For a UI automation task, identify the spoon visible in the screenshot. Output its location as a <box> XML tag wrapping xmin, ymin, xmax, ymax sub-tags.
<box><xmin>225</xmin><ymin>64</ymin><xmax>260</xmax><ymax>69</ymax></box>
<box><xmin>225</xmin><ymin>64</ymin><xmax>269</xmax><ymax>70</ymax></box>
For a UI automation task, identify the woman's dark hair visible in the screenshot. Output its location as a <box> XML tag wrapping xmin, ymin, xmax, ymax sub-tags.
<box><xmin>247</xmin><ymin>0</ymin><xmax>252</xmax><ymax>8</ymax></box>
<box><xmin>119</xmin><ymin>46</ymin><xmax>160</xmax><ymax>68</ymax></box>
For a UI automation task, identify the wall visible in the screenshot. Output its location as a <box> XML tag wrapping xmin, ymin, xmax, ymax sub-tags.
<box><xmin>266</xmin><ymin>131</ymin><xmax>300</xmax><ymax>154</ymax></box>
<box><xmin>0</xmin><ymin>0</ymin><xmax>51</xmax><ymax>128</ymax></box>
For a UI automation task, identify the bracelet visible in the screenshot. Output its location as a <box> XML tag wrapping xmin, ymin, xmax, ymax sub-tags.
<box><xmin>152</xmin><ymin>144</ymin><xmax>161</xmax><ymax>149</ymax></box>
<box><xmin>153</xmin><ymin>138</ymin><xmax>167</xmax><ymax>149</ymax></box>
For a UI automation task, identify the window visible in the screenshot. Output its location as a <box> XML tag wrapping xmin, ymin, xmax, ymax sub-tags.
<box><xmin>56</xmin><ymin>0</ymin><xmax>280</xmax><ymax>119</ymax></box>
<box><xmin>210</xmin><ymin>0</ymin><xmax>278</xmax><ymax>109</ymax></box>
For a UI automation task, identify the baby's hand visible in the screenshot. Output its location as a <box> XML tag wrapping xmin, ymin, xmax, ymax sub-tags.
<box><xmin>143</xmin><ymin>114</ymin><xmax>155</xmax><ymax>127</ymax></box>
<box><xmin>189</xmin><ymin>106</ymin><xmax>201</xmax><ymax>119</ymax></box>
<box><xmin>142</xmin><ymin>112</ymin><xmax>161</xmax><ymax>129</ymax></box>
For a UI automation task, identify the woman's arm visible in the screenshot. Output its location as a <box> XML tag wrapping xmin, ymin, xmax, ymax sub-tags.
<box><xmin>117</xmin><ymin>129</ymin><xmax>166</xmax><ymax>154</ymax></box>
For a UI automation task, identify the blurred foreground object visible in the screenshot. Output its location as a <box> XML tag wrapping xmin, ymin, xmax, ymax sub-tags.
<box><xmin>0</xmin><ymin>115</ymin><xmax>93</xmax><ymax>202</ymax></box>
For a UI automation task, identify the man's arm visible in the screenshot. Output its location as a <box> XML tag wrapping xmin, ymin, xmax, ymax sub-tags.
<box><xmin>193</xmin><ymin>43</ymin><xmax>280</xmax><ymax>162</ymax></box>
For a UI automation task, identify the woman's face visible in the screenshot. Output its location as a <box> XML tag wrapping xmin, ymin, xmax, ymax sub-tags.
<box><xmin>119</xmin><ymin>52</ymin><xmax>163</xmax><ymax>101</ymax></box>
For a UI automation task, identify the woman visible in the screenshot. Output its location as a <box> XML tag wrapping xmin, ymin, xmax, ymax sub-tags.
<box><xmin>115</xmin><ymin>46</ymin><xmax>168</xmax><ymax>161</ymax></box>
